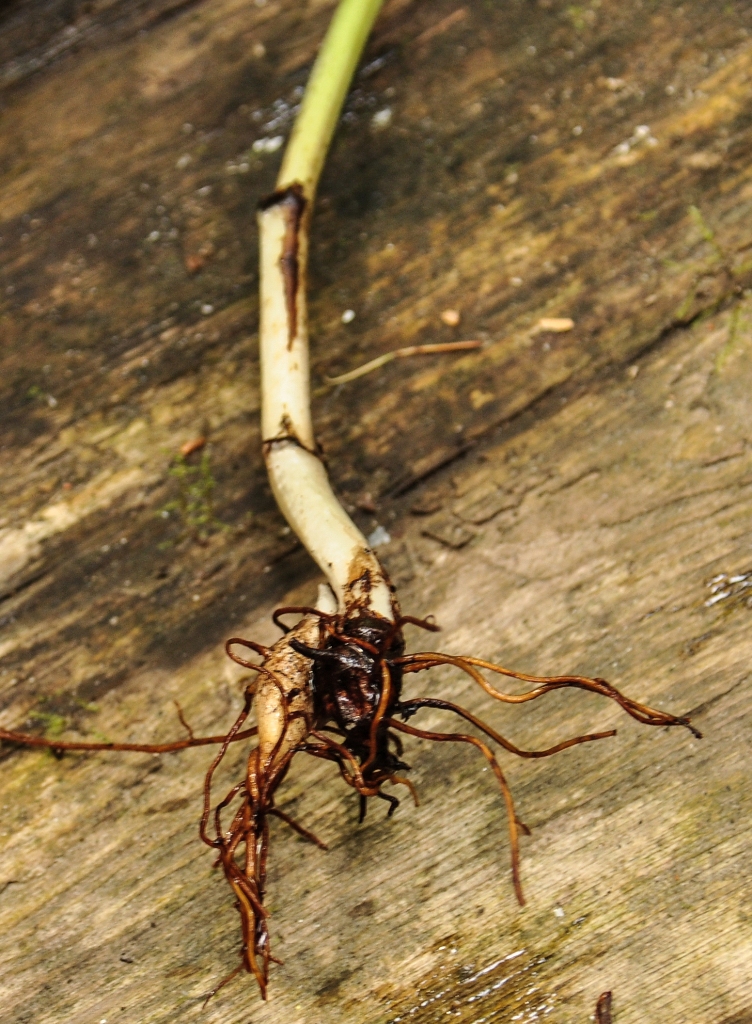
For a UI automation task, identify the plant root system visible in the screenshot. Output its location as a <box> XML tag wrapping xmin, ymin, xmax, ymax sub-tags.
<box><xmin>0</xmin><ymin>607</ymin><xmax>699</xmax><ymax>1000</ymax></box>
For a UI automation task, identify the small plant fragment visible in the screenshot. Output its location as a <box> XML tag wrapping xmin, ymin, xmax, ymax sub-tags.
<box><xmin>325</xmin><ymin>340</ymin><xmax>482</xmax><ymax>385</ymax></box>
<box><xmin>595</xmin><ymin>990</ymin><xmax>613</xmax><ymax>1024</ymax></box>
<box><xmin>532</xmin><ymin>316</ymin><xmax>575</xmax><ymax>333</ymax></box>
<box><xmin>180</xmin><ymin>436</ymin><xmax>206</xmax><ymax>457</ymax></box>
<box><xmin>440</xmin><ymin>308</ymin><xmax>461</xmax><ymax>326</ymax></box>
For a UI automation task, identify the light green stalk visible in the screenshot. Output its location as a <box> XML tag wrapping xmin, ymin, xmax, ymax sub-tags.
<box><xmin>277</xmin><ymin>0</ymin><xmax>384</xmax><ymax>199</ymax></box>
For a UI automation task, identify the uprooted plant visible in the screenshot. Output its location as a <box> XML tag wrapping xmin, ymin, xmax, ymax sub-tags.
<box><xmin>0</xmin><ymin>0</ymin><xmax>701</xmax><ymax>1003</ymax></box>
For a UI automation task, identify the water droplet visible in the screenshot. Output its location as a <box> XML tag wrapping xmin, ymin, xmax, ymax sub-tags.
<box><xmin>367</xmin><ymin>525</ymin><xmax>391</xmax><ymax>548</ymax></box>
<box><xmin>372</xmin><ymin>107</ymin><xmax>393</xmax><ymax>130</ymax></box>
<box><xmin>252</xmin><ymin>135</ymin><xmax>284</xmax><ymax>154</ymax></box>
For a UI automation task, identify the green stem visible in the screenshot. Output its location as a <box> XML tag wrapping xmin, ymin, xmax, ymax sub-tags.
<box><xmin>277</xmin><ymin>0</ymin><xmax>384</xmax><ymax>199</ymax></box>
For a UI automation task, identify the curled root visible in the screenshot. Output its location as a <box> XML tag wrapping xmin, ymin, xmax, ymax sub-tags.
<box><xmin>396</xmin><ymin>651</ymin><xmax>701</xmax><ymax>739</ymax></box>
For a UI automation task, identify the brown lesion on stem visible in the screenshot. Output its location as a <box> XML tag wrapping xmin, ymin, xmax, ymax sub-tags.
<box><xmin>343</xmin><ymin>548</ymin><xmax>398</xmax><ymax>619</ymax></box>
<box><xmin>258</xmin><ymin>183</ymin><xmax>307</xmax><ymax>350</ymax></box>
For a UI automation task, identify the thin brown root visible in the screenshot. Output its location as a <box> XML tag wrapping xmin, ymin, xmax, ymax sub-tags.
<box><xmin>214</xmin><ymin>782</ymin><xmax>246</xmax><ymax>845</ymax></box>
<box><xmin>388</xmin><ymin>729</ymin><xmax>405</xmax><ymax>759</ymax></box>
<box><xmin>300</xmin><ymin>742</ymin><xmax>382</xmax><ymax>807</ymax></box>
<box><xmin>398</xmin><ymin>652</ymin><xmax>701</xmax><ymax>738</ymax></box>
<box><xmin>225</xmin><ymin>636</ymin><xmax>270</xmax><ymax>667</ymax></box>
<box><xmin>269</xmin><ymin>807</ymin><xmax>329</xmax><ymax>850</ymax></box>
<box><xmin>387</xmin><ymin>772</ymin><xmax>420</xmax><ymax>807</ymax></box>
<box><xmin>386</xmin><ymin>717</ymin><xmax>525</xmax><ymax>906</ymax></box>
<box><xmin>375</xmin><ymin>789</ymin><xmax>400</xmax><ymax>817</ymax></box>
<box><xmin>197</xmin><ymin>662</ymin><xmax>311</xmax><ymax>1000</ymax></box>
<box><xmin>308</xmin><ymin>729</ymin><xmax>370</xmax><ymax>793</ymax></box>
<box><xmin>397</xmin><ymin>613</ymin><xmax>441</xmax><ymax>633</ymax></box>
<box><xmin>173</xmin><ymin>700</ymin><xmax>195</xmax><ymax>740</ymax></box>
<box><xmin>272</xmin><ymin>605</ymin><xmax>335</xmax><ymax>633</ymax></box>
<box><xmin>0</xmin><ymin>725</ymin><xmax>258</xmax><ymax>756</ymax></box>
<box><xmin>360</xmin><ymin>662</ymin><xmax>393</xmax><ymax>776</ymax></box>
<box><xmin>202</xmin><ymin>959</ymin><xmax>247</xmax><ymax>1007</ymax></box>
<box><xmin>329</xmin><ymin>631</ymin><xmax>381</xmax><ymax>656</ymax></box>
<box><xmin>400</xmin><ymin>695</ymin><xmax>616</xmax><ymax>759</ymax></box>
<box><xmin>200</xmin><ymin>686</ymin><xmax>255</xmax><ymax>848</ymax></box>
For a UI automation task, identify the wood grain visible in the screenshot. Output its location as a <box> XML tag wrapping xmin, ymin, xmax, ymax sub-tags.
<box><xmin>1</xmin><ymin>1</ymin><xmax>751</xmax><ymax>1021</ymax></box>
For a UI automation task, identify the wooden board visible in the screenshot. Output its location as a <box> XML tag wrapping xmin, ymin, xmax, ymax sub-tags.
<box><xmin>1</xmin><ymin>1</ymin><xmax>751</xmax><ymax>1021</ymax></box>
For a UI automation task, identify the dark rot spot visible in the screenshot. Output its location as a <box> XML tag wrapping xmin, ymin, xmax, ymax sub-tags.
<box><xmin>258</xmin><ymin>183</ymin><xmax>307</xmax><ymax>349</ymax></box>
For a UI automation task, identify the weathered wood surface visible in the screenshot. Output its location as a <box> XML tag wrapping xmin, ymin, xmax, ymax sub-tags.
<box><xmin>1</xmin><ymin>1</ymin><xmax>751</xmax><ymax>1021</ymax></box>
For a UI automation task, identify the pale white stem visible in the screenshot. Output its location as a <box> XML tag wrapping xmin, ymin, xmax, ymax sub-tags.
<box><xmin>264</xmin><ymin>445</ymin><xmax>394</xmax><ymax>618</ymax></box>
<box><xmin>259</xmin><ymin>197</ymin><xmax>314</xmax><ymax>449</ymax></box>
<box><xmin>258</xmin><ymin>0</ymin><xmax>395</xmax><ymax>622</ymax></box>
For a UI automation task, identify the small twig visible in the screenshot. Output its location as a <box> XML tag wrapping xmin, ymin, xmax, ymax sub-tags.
<box><xmin>180</xmin><ymin>436</ymin><xmax>206</xmax><ymax>457</ymax></box>
<box><xmin>325</xmin><ymin>340</ymin><xmax>483</xmax><ymax>385</ymax></box>
<box><xmin>416</xmin><ymin>7</ymin><xmax>468</xmax><ymax>46</ymax></box>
